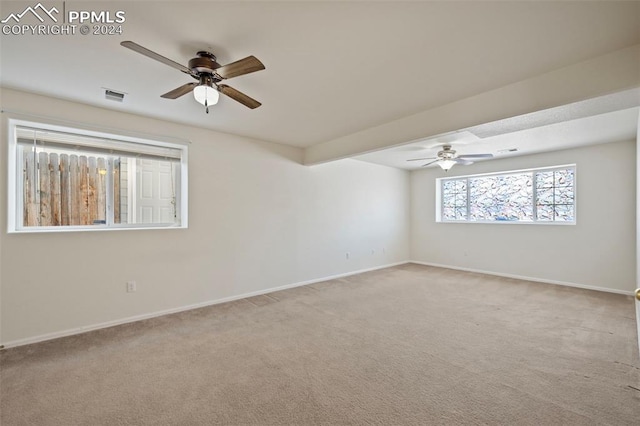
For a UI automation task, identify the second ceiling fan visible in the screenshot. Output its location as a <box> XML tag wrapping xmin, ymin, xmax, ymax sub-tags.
<box><xmin>121</xmin><ymin>41</ymin><xmax>265</xmax><ymax>113</ymax></box>
<box><xmin>407</xmin><ymin>144</ymin><xmax>493</xmax><ymax>171</ymax></box>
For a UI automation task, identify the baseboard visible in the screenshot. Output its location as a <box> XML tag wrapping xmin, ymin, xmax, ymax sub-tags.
<box><xmin>1</xmin><ymin>261</ymin><xmax>410</xmax><ymax>349</ymax></box>
<box><xmin>410</xmin><ymin>261</ymin><xmax>635</xmax><ymax>296</ymax></box>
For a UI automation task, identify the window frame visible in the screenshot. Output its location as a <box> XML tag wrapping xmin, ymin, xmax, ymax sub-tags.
<box><xmin>435</xmin><ymin>164</ymin><xmax>576</xmax><ymax>225</ymax></box>
<box><xmin>7</xmin><ymin>118</ymin><xmax>189</xmax><ymax>233</ymax></box>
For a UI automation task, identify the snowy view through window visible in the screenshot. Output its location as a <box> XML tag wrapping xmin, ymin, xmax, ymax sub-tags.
<box><xmin>441</xmin><ymin>166</ymin><xmax>575</xmax><ymax>223</ymax></box>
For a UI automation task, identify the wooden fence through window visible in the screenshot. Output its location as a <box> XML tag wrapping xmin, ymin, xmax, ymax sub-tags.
<box><xmin>23</xmin><ymin>152</ymin><xmax>121</xmax><ymax>226</ymax></box>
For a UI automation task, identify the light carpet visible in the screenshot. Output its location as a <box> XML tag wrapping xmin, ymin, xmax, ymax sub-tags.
<box><xmin>1</xmin><ymin>264</ymin><xmax>639</xmax><ymax>425</ymax></box>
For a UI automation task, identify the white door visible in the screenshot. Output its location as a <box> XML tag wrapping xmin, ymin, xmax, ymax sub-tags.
<box><xmin>136</xmin><ymin>159</ymin><xmax>175</xmax><ymax>223</ymax></box>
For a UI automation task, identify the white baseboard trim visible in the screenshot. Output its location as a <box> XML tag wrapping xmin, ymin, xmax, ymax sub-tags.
<box><xmin>410</xmin><ymin>261</ymin><xmax>635</xmax><ymax>296</ymax></box>
<box><xmin>1</xmin><ymin>261</ymin><xmax>410</xmax><ymax>349</ymax></box>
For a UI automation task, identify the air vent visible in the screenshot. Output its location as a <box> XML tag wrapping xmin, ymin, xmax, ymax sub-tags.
<box><xmin>104</xmin><ymin>89</ymin><xmax>125</xmax><ymax>102</ymax></box>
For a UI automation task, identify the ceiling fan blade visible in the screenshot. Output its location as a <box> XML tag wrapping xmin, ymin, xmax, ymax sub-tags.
<box><xmin>218</xmin><ymin>84</ymin><xmax>262</xmax><ymax>109</ymax></box>
<box><xmin>215</xmin><ymin>56</ymin><xmax>265</xmax><ymax>79</ymax></box>
<box><xmin>457</xmin><ymin>153</ymin><xmax>494</xmax><ymax>159</ymax></box>
<box><xmin>407</xmin><ymin>157</ymin><xmax>437</xmax><ymax>162</ymax></box>
<box><xmin>421</xmin><ymin>160</ymin><xmax>440</xmax><ymax>167</ymax></box>
<box><xmin>454</xmin><ymin>158</ymin><xmax>474</xmax><ymax>166</ymax></box>
<box><xmin>121</xmin><ymin>41</ymin><xmax>195</xmax><ymax>76</ymax></box>
<box><xmin>161</xmin><ymin>83</ymin><xmax>197</xmax><ymax>99</ymax></box>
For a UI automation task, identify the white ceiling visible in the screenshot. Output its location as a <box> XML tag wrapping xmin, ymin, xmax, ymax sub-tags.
<box><xmin>1</xmin><ymin>1</ymin><xmax>639</xmax><ymax>158</ymax></box>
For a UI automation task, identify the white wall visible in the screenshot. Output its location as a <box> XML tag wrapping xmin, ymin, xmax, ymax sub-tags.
<box><xmin>0</xmin><ymin>88</ymin><xmax>411</xmax><ymax>346</ymax></box>
<box><xmin>411</xmin><ymin>140</ymin><xmax>636</xmax><ymax>294</ymax></box>
<box><xmin>2</xmin><ymin>89</ymin><xmax>634</xmax><ymax>348</ymax></box>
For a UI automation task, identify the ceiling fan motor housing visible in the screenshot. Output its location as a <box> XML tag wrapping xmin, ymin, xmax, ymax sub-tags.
<box><xmin>188</xmin><ymin>52</ymin><xmax>221</xmax><ymax>75</ymax></box>
<box><xmin>438</xmin><ymin>145</ymin><xmax>456</xmax><ymax>159</ymax></box>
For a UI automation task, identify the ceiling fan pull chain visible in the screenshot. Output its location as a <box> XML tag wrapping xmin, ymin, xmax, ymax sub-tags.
<box><xmin>205</xmin><ymin>99</ymin><xmax>209</xmax><ymax>114</ymax></box>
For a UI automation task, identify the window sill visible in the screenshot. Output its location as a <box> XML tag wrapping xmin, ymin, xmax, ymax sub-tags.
<box><xmin>436</xmin><ymin>220</ymin><xmax>576</xmax><ymax>225</ymax></box>
<box><xmin>8</xmin><ymin>223</ymin><xmax>186</xmax><ymax>234</ymax></box>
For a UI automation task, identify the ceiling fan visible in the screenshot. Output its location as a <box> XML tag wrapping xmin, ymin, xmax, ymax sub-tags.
<box><xmin>120</xmin><ymin>41</ymin><xmax>265</xmax><ymax>113</ymax></box>
<box><xmin>407</xmin><ymin>144</ymin><xmax>493</xmax><ymax>171</ymax></box>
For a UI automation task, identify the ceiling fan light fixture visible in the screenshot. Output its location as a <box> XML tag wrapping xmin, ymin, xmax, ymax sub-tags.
<box><xmin>193</xmin><ymin>84</ymin><xmax>219</xmax><ymax>107</ymax></box>
<box><xmin>438</xmin><ymin>159</ymin><xmax>457</xmax><ymax>171</ymax></box>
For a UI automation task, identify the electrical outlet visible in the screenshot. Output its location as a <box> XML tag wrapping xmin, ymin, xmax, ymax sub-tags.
<box><xmin>126</xmin><ymin>281</ymin><xmax>136</xmax><ymax>293</ymax></box>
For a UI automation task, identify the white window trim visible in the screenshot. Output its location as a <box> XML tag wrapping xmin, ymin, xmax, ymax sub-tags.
<box><xmin>435</xmin><ymin>164</ymin><xmax>576</xmax><ymax>225</ymax></box>
<box><xmin>7</xmin><ymin>117</ymin><xmax>189</xmax><ymax>233</ymax></box>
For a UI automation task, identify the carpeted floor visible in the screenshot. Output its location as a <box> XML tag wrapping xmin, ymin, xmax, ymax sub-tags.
<box><xmin>1</xmin><ymin>263</ymin><xmax>639</xmax><ymax>425</ymax></box>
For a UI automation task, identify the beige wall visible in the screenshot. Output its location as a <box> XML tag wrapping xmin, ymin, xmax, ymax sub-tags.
<box><xmin>0</xmin><ymin>89</ymin><xmax>411</xmax><ymax>346</ymax></box>
<box><xmin>411</xmin><ymin>140</ymin><xmax>636</xmax><ymax>293</ymax></box>
<box><xmin>1</xmin><ymin>87</ymin><xmax>635</xmax><ymax>347</ymax></box>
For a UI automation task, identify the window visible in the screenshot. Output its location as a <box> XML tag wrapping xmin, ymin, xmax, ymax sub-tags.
<box><xmin>437</xmin><ymin>165</ymin><xmax>575</xmax><ymax>224</ymax></box>
<box><xmin>7</xmin><ymin>119</ymin><xmax>188</xmax><ymax>232</ymax></box>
